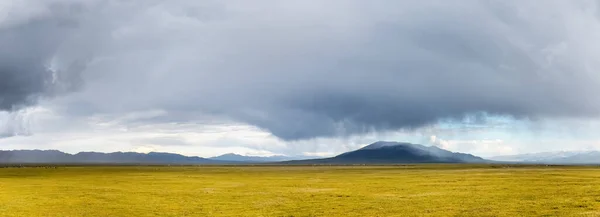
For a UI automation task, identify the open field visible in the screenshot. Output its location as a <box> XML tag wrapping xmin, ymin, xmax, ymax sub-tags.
<box><xmin>1</xmin><ymin>165</ymin><xmax>600</xmax><ymax>216</ymax></box>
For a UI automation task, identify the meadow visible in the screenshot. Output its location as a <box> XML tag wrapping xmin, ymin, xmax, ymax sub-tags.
<box><xmin>1</xmin><ymin>164</ymin><xmax>600</xmax><ymax>216</ymax></box>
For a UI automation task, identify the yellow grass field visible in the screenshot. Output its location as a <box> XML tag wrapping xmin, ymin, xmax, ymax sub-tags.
<box><xmin>1</xmin><ymin>165</ymin><xmax>600</xmax><ymax>216</ymax></box>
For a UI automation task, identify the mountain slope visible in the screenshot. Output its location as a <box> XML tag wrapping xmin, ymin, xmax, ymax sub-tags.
<box><xmin>0</xmin><ymin>150</ymin><xmax>227</xmax><ymax>164</ymax></box>
<box><xmin>285</xmin><ymin>141</ymin><xmax>487</xmax><ymax>164</ymax></box>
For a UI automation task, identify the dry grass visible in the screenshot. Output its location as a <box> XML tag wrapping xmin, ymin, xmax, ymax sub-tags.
<box><xmin>1</xmin><ymin>165</ymin><xmax>600</xmax><ymax>216</ymax></box>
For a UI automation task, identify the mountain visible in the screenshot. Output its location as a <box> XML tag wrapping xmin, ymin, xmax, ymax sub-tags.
<box><xmin>0</xmin><ymin>142</ymin><xmax>488</xmax><ymax>165</ymax></box>
<box><xmin>490</xmin><ymin>151</ymin><xmax>600</xmax><ymax>164</ymax></box>
<box><xmin>209</xmin><ymin>153</ymin><xmax>311</xmax><ymax>162</ymax></box>
<box><xmin>284</xmin><ymin>141</ymin><xmax>487</xmax><ymax>164</ymax></box>
<box><xmin>0</xmin><ymin>150</ymin><xmax>72</xmax><ymax>164</ymax></box>
<box><xmin>0</xmin><ymin>150</ymin><xmax>227</xmax><ymax>164</ymax></box>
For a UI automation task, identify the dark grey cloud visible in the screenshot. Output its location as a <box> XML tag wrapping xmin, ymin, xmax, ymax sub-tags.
<box><xmin>0</xmin><ymin>1</ymin><xmax>88</xmax><ymax>111</ymax></box>
<box><xmin>4</xmin><ymin>0</ymin><xmax>600</xmax><ymax>141</ymax></box>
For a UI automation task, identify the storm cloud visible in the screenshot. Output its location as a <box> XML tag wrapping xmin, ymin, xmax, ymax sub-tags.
<box><xmin>3</xmin><ymin>0</ymin><xmax>600</xmax><ymax>140</ymax></box>
<box><xmin>0</xmin><ymin>0</ymin><xmax>89</xmax><ymax>110</ymax></box>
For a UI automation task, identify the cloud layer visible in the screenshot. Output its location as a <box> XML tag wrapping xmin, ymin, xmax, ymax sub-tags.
<box><xmin>3</xmin><ymin>0</ymin><xmax>600</xmax><ymax>141</ymax></box>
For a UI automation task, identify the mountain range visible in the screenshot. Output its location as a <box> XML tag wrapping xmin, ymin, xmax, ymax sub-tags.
<box><xmin>490</xmin><ymin>151</ymin><xmax>600</xmax><ymax>164</ymax></box>
<box><xmin>0</xmin><ymin>141</ymin><xmax>483</xmax><ymax>164</ymax></box>
<box><xmin>0</xmin><ymin>150</ymin><xmax>225</xmax><ymax>164</ymax></box>
<box><xmin>3</xmin><ymin>141</ymin><xmax>600</xmax><ymax>165</ymax></box>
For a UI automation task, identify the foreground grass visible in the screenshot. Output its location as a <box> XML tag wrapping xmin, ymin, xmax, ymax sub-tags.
<box><xmin>1</xmin><ymin>165</ymin><xmax>600</xmax><ymax>216</ymax></box>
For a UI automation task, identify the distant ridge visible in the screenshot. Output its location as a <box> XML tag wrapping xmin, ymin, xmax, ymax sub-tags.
<box><xmin>284</xmin><ymin>141</ymin><xmax>487</xmax><ymax>164</ymax></box>
<box><xmin>209</xmin><ymin>153</ymin><xmax>311</xmax><ymax>162</ymax></box>
<box><xmin>0</xmin><ymin>150</ymin><xmax>227</xmax><ymax>164</ymax></box>
<box><xmin>490</xmin><ymin>151</ymin><xmax>600</xmax><ymax>164</ymax></box>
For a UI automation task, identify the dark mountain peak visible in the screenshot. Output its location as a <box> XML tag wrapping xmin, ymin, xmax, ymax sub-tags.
<box><xmin>293</xmin><ymin>141</ymin><xmax>488</xmax><ymax>164</ymax></box>
<box><xmin>360</xmin><ymin>141</ymin><xmax>411</xmax><ymax>150</ymax></box>
<box><xmin>357</xmin><ymin>141</ymin><xmax>441</xmax><ymax>154</ymax></box>
<box><xmin>217</xmin><ymin>153</ymin><xmax>244</xmax><ymax>157</ymax></box>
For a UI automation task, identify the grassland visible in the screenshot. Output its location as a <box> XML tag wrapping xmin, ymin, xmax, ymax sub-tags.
<box><xmin>1</xmin><ymin>165</ymin><xmax>600</xmax><ymax>216</ymax></box>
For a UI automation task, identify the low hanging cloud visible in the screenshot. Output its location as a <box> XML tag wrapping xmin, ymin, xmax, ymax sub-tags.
<box><xmin>2</xmin><ymin>0</ymin><xmax>600</xmax><ymax>141</ymax></box>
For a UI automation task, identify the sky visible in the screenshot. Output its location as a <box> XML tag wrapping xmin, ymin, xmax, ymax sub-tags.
<box><xmin>2</xmin><ymin>0</ymin><xmax>600</xmax><ymax>158</ymax></box>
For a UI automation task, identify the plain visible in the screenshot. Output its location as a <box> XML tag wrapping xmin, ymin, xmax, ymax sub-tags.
<box><xmin>1</xmin><ymin>165</ymin><xmax>600</xmax><ymax>216</ymax></box>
